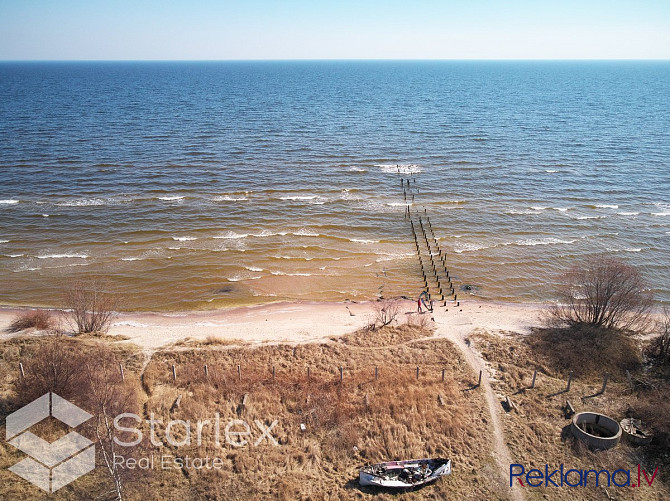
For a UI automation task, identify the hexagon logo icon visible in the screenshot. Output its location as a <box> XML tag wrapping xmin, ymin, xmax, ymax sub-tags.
<box><xmin>6</xmin><ymin>392</ymin><xmax>95</xmax><ymax>493</ymax></box>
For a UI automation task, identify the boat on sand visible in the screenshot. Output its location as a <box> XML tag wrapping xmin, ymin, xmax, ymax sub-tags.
<box><xmin>359</xmin><ymin>458</ymin><xmax>451</xmax><ymax>488</ymax></box>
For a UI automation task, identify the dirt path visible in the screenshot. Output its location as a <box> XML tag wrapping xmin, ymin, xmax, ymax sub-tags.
<box><xmin>432</xmin><ymin>307</ymin><xmax>524</xmax><ymax>501</ymax></box>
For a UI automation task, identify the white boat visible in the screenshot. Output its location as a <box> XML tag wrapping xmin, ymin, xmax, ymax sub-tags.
<box><xmin>359</xmin><ymin>458</ymin><xmax>451</xmax><ymax>488</ymax></box>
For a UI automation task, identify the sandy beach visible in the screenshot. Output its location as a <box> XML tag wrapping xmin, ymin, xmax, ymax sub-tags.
<box><xmin>0</xmin><ymin>299</ymin><xmax>545</xmax><ymax>349</ymax></box>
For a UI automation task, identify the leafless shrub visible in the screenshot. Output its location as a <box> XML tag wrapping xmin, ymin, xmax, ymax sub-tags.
<box><xmin>7</xmin><ymin>309</ymin><xmax>53</xmax><ymax>333</ymax></box>
<box><xmin>15</xmin><ymin>336</ymin><xmax>87</xmax><ymax>403</ymax></box>
<box><xmin>547</xmin><ymin>254</ymin><xmax>653</xmax><ymax>332</ymax></box>
<box><xmin>79</xmin><ymin>344</ymin><xmax>142</xmax><ymax>501</ymax></box>
<box><xmin>647</xmin><ymin>307</ymin><xmax>670</xmax><ymax>363</ymax></box>
<box><xmin>64</xmin><ymin>277</ymin><xmax>118</xmax><ymax>334</ymax></box>
<box><xmin>407</xmin><ymin>312</ymin><xmax>430</xmax><ymax>329</ymax></box>
<box><xmin>370</xmin><ymin>299</ymin><xmax>401</xmax><ymax>330</ymax></box>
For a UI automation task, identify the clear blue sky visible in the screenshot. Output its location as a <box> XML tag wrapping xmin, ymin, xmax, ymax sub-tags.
<box><xmin>1</xmin><ymin>0</ymin><xmax>668</xmax><ymax>60</ymax></box>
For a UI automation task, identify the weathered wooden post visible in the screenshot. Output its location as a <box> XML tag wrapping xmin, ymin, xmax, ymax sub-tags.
<box><xmin>530</xmin><ymin>369</ymin><xmax>537</xmax><ymax>388</ymax></box>
<box><xmin>172</xmin><ymin>365</ymin><xmax>177</xmax><ymax>382</ymax></box>
<box><xmin>119</xmin><ymin>363</ymin><xmax>125</xmax><ymax>382</ymax></box>
<box><xmin>204</xmin><ymin>365</ymin><xmax>209</xmax><ymax>378</ymax></box>
<box><xmin>375</xmin><ymin>366</ymin><xmax>378</xmax><ymax>380</ymax></box>
<box><xmin>238</xmin><ymin>364</ymin><xmax>241</xmax><ymax>381</ymax></box>
<box><xmin>441</xmin><ymin>368</ymin><xmax>446</xmax><ymax>382</ymax></box>
<box><xmin>600</xmin><ymin>373</ymin><xmax>609</xmax><ymax>394</ymax></box>
<box><xmin>566</xmin><ymin>370</ymin><xmax>573</xmax><ymax>392</ymax></box>
<box><xmin>272</xmin><ymin>366</ymin><xmax>276</xmax><ymax>381</ymax></box>
<box><xmin>478</xmin><ymin>370</ymin><xmax>482</xmax><ymax>386</ymax></box>
<box><xmin>339</xmin><ymin>366</ymin><xmax>344</xmax><ymax>382</ymax></box>
<box><xmin>307</xmin><ymin>367</ymin><xmax>311</xmax><ymax>381</ymax></box>
<box><xmin>416</xmin><ymin>366</ymin><xmax>420</xmax><ymax>379</ymax></box>
<box><xmin>19</xmin><ymin>362</ymin><xmax>25</xmax><ymax>379</ymax></box>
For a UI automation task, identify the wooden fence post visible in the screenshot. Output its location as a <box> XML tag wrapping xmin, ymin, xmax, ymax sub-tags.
<box><xmin>600</xmin><ymin>373</ymin><xmax>609</xmax><ymax>394</ymax></box>
<box><xmin>566</xmin><ymin>370</ymin><xmax>573</xmax><ymax>392</ymax></box>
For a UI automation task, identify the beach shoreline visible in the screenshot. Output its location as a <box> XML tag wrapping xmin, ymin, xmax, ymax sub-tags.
<box><xmin>0</xmin><ymin>298</ymin><xmax>546</xmax><ymax>349</ymax></box>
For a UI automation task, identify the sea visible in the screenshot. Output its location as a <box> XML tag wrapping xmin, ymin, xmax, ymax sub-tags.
<box><xmin>0</xmin><ymin>61</ymin><xmax>668</xmax><ymax>310</ymax></box>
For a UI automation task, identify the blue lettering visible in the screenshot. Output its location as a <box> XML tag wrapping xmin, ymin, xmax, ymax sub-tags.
<box><xmin>612</xmin><ymin>469</ymin><xmax>631</xmax><ymax>487</ymax></box>
<box><xmin>584</xmin><ymin>469</ymin><xmax>610</xmax><ymax>487</ymax></box>
<box><xmin>565</xmin><ymin>469</ymin><xmax>583</xmax><ymax>487</ymax></box>
<box><xmin>510</xmin><ymin>464</ymin><xmax>525</xmax><ymax>487</ymax></box>
<box><xmin>526</xmin><ymin>468</ymin><xmax>543</xmax><ymax>487</ymax></box>
<box><xmin>545</xmin><ymin>464</ymin><xmax>559</xmax><ymax>487</ymax></box>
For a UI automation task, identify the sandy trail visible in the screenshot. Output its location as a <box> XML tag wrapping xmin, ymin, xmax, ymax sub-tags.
<box><xmin>431</xmin><ymin>304</ymin><xmax>537</xmax><ymax>501</ymax></box>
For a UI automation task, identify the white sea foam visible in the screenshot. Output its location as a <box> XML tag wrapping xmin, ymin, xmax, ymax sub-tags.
<box><xmin>56</xmin><ymin>198</ymin><xmax>106</xmax><ymax>207</ymax></box>
<box><xmin>121</xmin><ymin>257</ymin><xmax>143</xmax><ymax>261</ymax></box>
<box><xmin>293</xmin><ymin>228</ymin><xmax>320</xmax><ymax>237</ymax></box>
<box><xmin>5</xmin><ymin>254</ymin><xmax>24</xmax><ymax>258</ymax></box>
<box><xmin>596</xmin><ymin>204</ymin><xmax>619</xmax><ymax>209</ymax></box>
<box><xmin>0</xmin><ymin>199</ymin><xmax>19</xmax><ymax>204</ymax></box>
<box><xmin>0</xmin><ymin>240</ymin><xmax>8</xmax><ymax>243</ymax></box>
<box><xmin>212</xmin><ymin>195</ymin><xmax>248</xmax><ymax>202</ymax></box>
<box><xmin>376</xmin><ymin>163</ymin><xmax>422</xmax><ymax>174</ymax></box>
<box><xmin>454</xmin><ymin>242</ymin><xmax>491</xmax><ymax>253</ymax></box>
<box><xmin>545</xmin><ymin>170</ymin><xmax>558</xmax><ymax>173</ymax></box>
<box><xmin>280</xmin><ymin>195</ymin><xmax>317</xmax><ymax>201</ymax></box>
<box><xmin>348</xmin><ymin>167</ymin><xmax>367</xmax><ymax>172</ymax></box>
<box><xmin>506</xmin><ymin>209</ymin><xmax>541</xmax><ymax>215</ymax></box>
<box><xmin>245</xmin><ymin>266</ymin><xmax>263</xmax><ymax>272</ymax></box>
<box><xmin>386</xmin><ymin>202</ymin><xmax>411</xmax><ymax>207</ymax></box>
<box><xmin>158</xmin><ymin>195</ymin><xmax>184</xmax><ymax>201</ymax></box>
<box><xmin>350</xmin><ymin>238</ymin><xmax>379</xmax><ymax>244</ymax></box>
<box><xmin>214</xmin><ymin>231</ymin><xmax>249</xmax><ymax>239</ymax></box>
<box><xmin>618</xmin><ymin>212</ymin><xmax>639</xmax><ymax>216</ymax></box>
<box><xmin>42</xmin><ymin>214</ymin><xmax>49</xmax><ymax>217</ymax></box>
<box><xmin>227</xmin><ymin>275</ymin><xmax>262</xmax><ymax>282</ymax></box>
<box><xmin>553</xmin><ymin>207</ymin><xmax>570</xmax><ymax>212</ymax></box>
<box><xmin>36</xmin><ymin>253</ymin><xmax>89</xmax><ymax>259</ymax></box>
<box><xmin>576</xmin><ymin>216</ymin><xmax>604</xmax><ymax>220</ymax></box>
<box><xmin>652</xmin><ymin>212</ymin><xmax>670</xmax><ymax>217</ymax></box>
<box><xmin>271</xmin><ymin>271</ymin><xmax>312</xmax><ymax>276</ymax></box>
<box><xmin>515</xmin><ymin>238</ymin><xmax>576</xmax><ymax>246</ymax></box>
<box><xmin>172</xmin><ymin>236</ymin><xmax>197</xmax><ymax>242</ymax></box>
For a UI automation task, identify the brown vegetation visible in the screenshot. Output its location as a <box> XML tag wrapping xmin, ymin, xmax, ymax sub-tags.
<box><xmin>64</xmin><ymin>277</ymin><xmax>118</xmax><ymax>334</ymax></box>
<box><xmin>470</xmin><ymin>329</ymin><xmax>669</xmax><ymax>500</ymax></box>
<box><xmin>0</xmin><ymin>327</ymin><xmax>503</xmax><ymax>500</ymax></box>
<box><xmin>548</xmin><ymin>255</ymin><xmax>653</xmax><ymax>332</ymax></box>
<box><xmin>369</xmin><ymin>299</ymin><xmax>402</xmax><ymax>330</ymax></box>
<box><xmin>647</xmin><ymin>307</ymin><xmax>670</xmax><ymax>363</ymax></box>
<box><xmin>6</xmin><ymin>310</ymin><xmax>53</xmax><ymax>333</ymax></box>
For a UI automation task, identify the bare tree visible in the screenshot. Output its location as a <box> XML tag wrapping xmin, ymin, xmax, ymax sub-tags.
<box><xmin>64</xmin><ymin>277</ymin><xmax>118</xmax><ymax>334</ymax></box>
<box><xmin>15</xmin><ymin>336</ymin><xmax>87</xmax><ymax>403</ymax></box>
<box><xmin>80</xmin><ymin>344</ymin><xmax>140</xmax><ymax>501</ymax></box>
<box><xmin>648</xmin><ymin>307</ymin><xmax>670</xmax><ymax>363</ymax></box>
<box><xmin>370</xmin><ymin>299</ymin><xmax>401</xmax><ymax>330</ymax></box>
<box><xmin>548</xmin><ymin>255</ymin><xmax>653</xmax><ymax>331</ymax></box>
